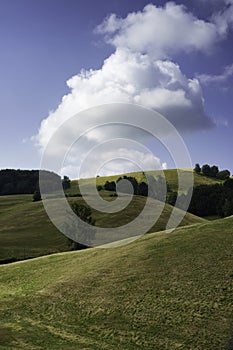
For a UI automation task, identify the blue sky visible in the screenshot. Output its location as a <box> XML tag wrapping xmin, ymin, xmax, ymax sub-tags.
<box><xmin>0</xmin><ymin>0</ymin><xmax>233</xmax><ymax>176</ymax></box>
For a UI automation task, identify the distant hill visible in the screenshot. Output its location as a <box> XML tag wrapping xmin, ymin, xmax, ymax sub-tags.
<box><xmin>0</xmin><ymin>216</ymin><xmax>232</xmax><ymax>349</ymax></box>
<box><xmin>66</xmin><ymin>168</ymin><xmax>223</xmax><ymax>196</ymax></box>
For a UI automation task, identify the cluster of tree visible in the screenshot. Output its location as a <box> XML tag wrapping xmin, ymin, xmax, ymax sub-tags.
<box><xmin>0</xmin><ymin>169</ymin><xmax>72</xmax><ymax>200</ymax></box>
<box><xmin>194</xmin><ymin>163</ymin><xmax>230</xmax><ymax>180</ymax></box>
<box><xmin>98</xmin><ymin>172</ymin><xmax>233</xmax><ymax>219</ymax></box>
<box><xmin>182</xmin><ymin>178</ymin><xmax>233</xmax><ymax>218</ymax></box>
<box><xmin>0</xmin><ymin>169</ymin><xmax>61</xmax><ymax>196</ymax></box>
<box><xmin>99</xmin><ymin>175</ymin><xmax>170</xmax><ymax>201</ymax></box>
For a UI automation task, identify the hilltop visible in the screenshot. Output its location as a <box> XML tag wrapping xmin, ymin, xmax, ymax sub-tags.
<box><xmin>67</xmin><ymin>169</ymin><xmax>222</xmax><ymax>196</ymax></box>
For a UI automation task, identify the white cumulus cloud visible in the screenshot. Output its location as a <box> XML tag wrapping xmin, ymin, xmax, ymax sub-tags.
<box><xmin>37</xmin><ymin>48</ymin><xmax>213</xmax><ymax>151</ymax></box>
<box><xmin>35</xmin><ymin>2</ymin><xmax>233</xmax><ymax>177</ymax></box>
<box><xmin>96</xmin><ymin>2</ymin><xmax>222</xmax><ymax>58</ymax></box>
<box><xmin>61</xmin><ymin>147</ymin><xmax>167</xmax><ymax>179</ymax></box>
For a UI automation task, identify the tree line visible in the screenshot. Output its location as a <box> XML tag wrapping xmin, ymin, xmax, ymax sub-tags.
<box><xmin>98</xmin><ymin>174</ymin><xmax>170</xmax><ymax>201</ymax></box>
<box><xmin>99</xmin><ymin>172</ymin><xmax>233</xmax><ymax>218</ymax></box>
<box><xmin>194</xmin><ymin>163</ymin><xmax>230</xmax><ymax>180</ymax></box>
<box><xmin>188</xmin><ymin>178</ymin><xmax>233</xmax><ymax>218</ymax></box>
<box><xmin>0</xmin><ymin>169</ymin><xmax>62</xmax><ymax>196</ymax></box>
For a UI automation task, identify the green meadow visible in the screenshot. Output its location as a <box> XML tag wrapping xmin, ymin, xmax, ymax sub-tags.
<box><xmin>0</xmin><ymin>169</ymin><xmax>232</xmax><ymax>350</ymax></box>
<box><xmin>0</xmin><ymin>169</ymin><xmax>208</xmax><ymax>261</ymax></box>
<box><xmin>0</xmin><ymin>216</ymin><xmax>233</xmax><ymax>349</ymax></box>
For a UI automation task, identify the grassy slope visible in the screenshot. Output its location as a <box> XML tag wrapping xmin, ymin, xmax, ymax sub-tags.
<box><xmin>0</xmin><ymin>195</ymin><xmax>69</xmax><ymax>261</ymax></box>
<box><xmin>0</xmin><ymin>191</ymin><xmax>205</xmax><ymax>260</ymax></box>
<box><xmin>68</xmin><ymin>169</ymin><xmax>222</xmax><ymax>196</ymax></box>
<box><xmin>69</xmin><ymin>194</ymin><xmax>206</xmax><ymax>245</ymax></box>
<box><xmin>0</xmin><ymin>169</ymin><xmax>219</xmax><ymax>260</ymax></box>
<box><xmin>0</xmin><ymin>216</ymin><xmax>233</xmax><ymax>349</ymax></box>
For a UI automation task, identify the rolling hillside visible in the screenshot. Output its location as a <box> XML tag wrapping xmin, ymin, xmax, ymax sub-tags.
<box><xmin>0</xmin><ymin>195</ymin><xmax>69</xmax><ymax>262</ymax></box>
<box><xmin>0</xmin><ymin>216</ymin><xmax>232</xmax><ymax>349</ymax></box>
<box><xmin>67</xmin><ymin>169</ymin><xmax>222</xmax><ymax>196</ymax></box>
<box><xmin>0</xmin><ymin>169</ymin><xmax>219</xmax><ymax>261</ymax></box>
<box><xmin>0</xmin><ymin>192</ymin><xmax>205</xmax><ymax>261</ymax></box>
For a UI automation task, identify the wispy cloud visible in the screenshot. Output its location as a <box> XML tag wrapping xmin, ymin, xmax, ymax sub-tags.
<box><xmin>212</xmin><ymin>0</ymin><xmax>233</xmax><ymax>35</ymax></box>
<box><xmin>197</xmin><ymin>63</ymin><xmax>233</xmax><ymax>84</ymax></box>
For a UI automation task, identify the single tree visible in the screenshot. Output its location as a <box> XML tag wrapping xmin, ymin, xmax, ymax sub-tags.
<box><xmin>62</xmin><ymin>175</ymin><xmax>71</xmax><ymax>190</ymax></box>
<box><xmin>194</xmin><ymin>163</ymin><xmax>201</xmax><ymax>174</ymax></box>
<box><xmin>64</xmin><ymin>202</ymin><xmax>96</xmax><ymax>249</ymax></box>
<box><xmin>210</xmin><ymin>165</ymin><xmax>219</xmax><ymax>178</ymax></box>
<box><xmin>201</xmin><ymin>164</ymin><xmax>211</xmax><ymax>177</ymax></box>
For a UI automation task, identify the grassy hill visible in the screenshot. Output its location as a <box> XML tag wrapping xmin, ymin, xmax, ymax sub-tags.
<box><xmin>0</xmin><ymin>169</ymin><xmax>219</xmax><ymax>261</ymax></box>
<box><xmin>69</xmin><ymin>194</ymin><xmax>206</xmax><ymax>246</ymax></box>
<box><xmin>0</xmin><ymin>195</ymin><xmax>69</xmax><ymax>262</ymax></box>
<box><xmin>67</xmin><ymin>169</ymin><xmax>222</xmax><ymax>196</ymax></box>
<box><xmin>0</xmin><ymin>192</ymin><xmax>205</xmax><ymax>261</ymax></box>
<box><xmin>0</xmin><ymin>216</ymin><xmax>233</xmax><ymax>349</ymax></box>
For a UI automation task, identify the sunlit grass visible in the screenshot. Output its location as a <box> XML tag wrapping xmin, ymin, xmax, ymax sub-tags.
<box><xmin>0</xmin><ymin>216</ymin><xmax>232</xmax><ymax>349</ymax></box>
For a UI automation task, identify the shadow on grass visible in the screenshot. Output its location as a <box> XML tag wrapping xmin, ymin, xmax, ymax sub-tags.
<box><xmin>0</xmin><ymin>326</ymin><xmax>14</xmax><ymax>345</ymax></box>
<box><xmin>227</xmin><ymin>338</ymin><xmax>233</xmax><ymax>350</ymax></box>
<box><xmin>226</xmin><ymin>327</ymin><xmax>233</xmax><ymax>350</ymax></box>
<box><xmin>0</xmin><ymin>256</ymin><xmax>34</xmax><ymax>265</ymax></box>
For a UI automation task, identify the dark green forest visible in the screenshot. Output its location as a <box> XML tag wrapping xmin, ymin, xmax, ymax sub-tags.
<box><xmin>0</xmin><ymin>169</ymin><xmax>61</xmax><ymax>195</ymax></box>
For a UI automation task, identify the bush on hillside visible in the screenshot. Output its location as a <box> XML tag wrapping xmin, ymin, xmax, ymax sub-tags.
<box><xmin>33</xmin><ymin>190</ymin><xmax>41</xmax><ymax>202</ymax></box>
<box><xmin>104</xmin><ymin>181</ymin><xmax>116</xmax><ymax>191</ymax></box>
<box><xmin>63</xmin><ymin>202</ymin><xmax>96</xmax><ymax>249</ymax></box>
<box><xmin>216</xmin><ymin>170</ymin><xmax>230</xmax><ymax>180</ymax></box>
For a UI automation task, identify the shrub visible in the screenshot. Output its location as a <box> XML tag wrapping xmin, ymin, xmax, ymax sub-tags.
<box><xmin>63</xmin><ymin>202</ymin><xmax>96</xmax><ymax>249</ymax></box>
<box><xmin>217</xmin><ymin>170</ymin><xmax>230</xmax><ymax>180</ymax></box>
<box><xmin>33</xmin><ymin>190</ymin><xmax>41</xmax><ymax>202</ymax></box>
<box><xmin>104</xmin><ymin>181</ymin><xmax>116</xmax><ymax>191</ymax></box>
